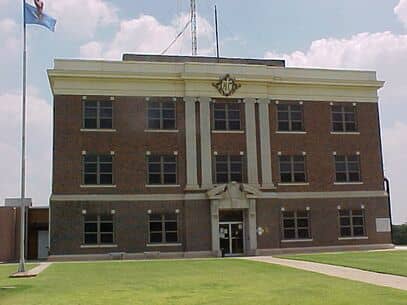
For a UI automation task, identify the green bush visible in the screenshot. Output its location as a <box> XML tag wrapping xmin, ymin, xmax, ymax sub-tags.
<box><xmin>393</xmin><ymin>224</ymin><xmax>407</xmax><ymax>245</ymax></box>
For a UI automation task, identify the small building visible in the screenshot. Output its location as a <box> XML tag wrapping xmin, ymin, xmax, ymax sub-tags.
<box><xmin>47</xmin><ymin>55</ymin><xmax>392</xmax><ymax>260</ymax></box>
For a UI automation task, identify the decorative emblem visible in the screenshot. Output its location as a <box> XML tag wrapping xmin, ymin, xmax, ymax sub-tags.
<box><xmin>34</xmin><ymin>0</ymin><xmax>44</xmax><ymax>20</ymax></box>
<box><xmin>212</xmin><ymin>74</ymin><xmax>241</xmax><ymax>96</ymax></box>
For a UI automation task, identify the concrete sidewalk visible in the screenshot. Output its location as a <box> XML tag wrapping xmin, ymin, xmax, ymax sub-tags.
<box><xmin>243</xmin><ymin>256</ymin><xmax>407</xmax><ymax>291</ymax></box>
<box><xmin>10</xmin><ymin>262</ymin><xmax>52</xmax><ymax>278</ymax></box>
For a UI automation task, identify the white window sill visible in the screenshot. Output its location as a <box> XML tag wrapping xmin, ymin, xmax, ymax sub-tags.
<box><xmin>276</xmin><ymin>131</ymin><xmax>307</xmax><ymax>134</ymax></box>
<box><xmin>145</xmin><ymin>184</ymin><xmax>180</xmax><ymax>188</ymax></box>
<box><xmin>146</xmin><ymin>243</ymin><xmax>182</xmax><ymax>247</ymax></box>
<box><xmin>334</xmin><ymin>182</ymin><xmax>363</xmax><ymax>185</ymax></box>
<box><xmin>281</xmin><ymin>239</ymin><xmax>313</xmax><ymax>243</ymax></box>
<box><xmin>211</xmin><ymin>130</ymin><xmax>245</xmax><ymax>134</ymax></box>
<box><xmin>144</xmin><ymin>129</ymin><xmax>179</xmax><ymax>133</ymax></box>
<box><xmin>331</xmin><ymin>131</ymin><xmax>360</xmax><ymax>135</ymax></box>
<box><xmin>80</xmin><ymin>244</ymin><xmax>118</xmax><ymax>248</ymax></box>
<box><xmin>80</xmin><ymin>129</ymin><xmax>116</xmax><ymax>132</ymax></box>
<box><xmin>338</xmin><ymin>236</ymin><xmax>368</xmax><ymax>240</ymax></box>
<box><xmin>80</xmin><ymin>185</ymin><xmax>117</xmax><ymax>188</ymax></box>
<box><xmin>278</xmin><ymin>182</ymin><xmax>309</xmax><ymax>186</ymax></box>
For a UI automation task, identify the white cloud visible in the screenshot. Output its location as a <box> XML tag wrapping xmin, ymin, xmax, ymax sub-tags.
<box><xmin>48</xmin><ymin>0</ymin><xmax>118</xmax><ymax>38</ymax></box>
<box><xmin>383</xmin><ymin>122</ymin><xmax>407</xmax><ymax>224</ymax></box>
<box><xmin>0</xmin><ymin>0</ymin><xmax>9</xmax><ymax>7</ymax></box>
<box><xmin>80</xmin><ymin>13</ymin><xmax>214</xmax><ymax>59</ymax></box>
<box><xmin>265</xmin><ymin>31</ymin><xmax>407</xmax><ymax>224</ymax></box>
<box><xmin>0</xmin><ymin>18</ymin><xmax>19</xmax><ymax>57</ymax></box>
<box><xmin>395</xmin><ymin>0</ymin><xmax>407</xmax><ymax>27</ymax></box>
<box><xmin>0</xmin><ymin>89</ymin><xmax>52</xmax><ymax>206</ymax></box>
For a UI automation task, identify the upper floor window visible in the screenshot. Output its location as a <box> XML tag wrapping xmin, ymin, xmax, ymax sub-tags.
<box><xmin>335</xmin><ymin>155</ymin><xmax>361</xmax><ymax>182</ymax></box>
<box><xmin>83</xmin><ymin>154</ymin><xmax>113</xmax><ymax>185</ymax></box>
<box><xmin>213</xmin><ymin>103</ymin><xmax>241</xmax><ymax>130</ymax></box>
<box><xmin>279</xmin><ymin>155</ymin><xmax>306</xmax><ymax>183</ymax></box>
<box><xmin>147</xmin><ymin>101</ymin><xmax>176</xmax><ymax>130</ymax></box>
<box><xmin>84</xmin><ymin>214</ymin><xmax>114</xmax><ymax>245</ymax></box>
<box><xmin>281</xmin><ymin>210</ymin><xmax>311</xmax><ymax>240</ymax></box>
<box><xmin>332</xmin><ymin>105</ymin><xmax>357</xmax><ymax>132</ymax></box>
<box><xmin>149</xmin><ymin>213</ymin><xmax>178</xmax><ymax>244</ymax></box>
<box><xmin>215</xmin><ymin>155</ymin><xmax>244</xmax><ymax>183</ymax></box>
<box><xmin>277</xmin><ymin>104</ymin><xmax>304</xmax><ymax>131</ymax></box>
<box><xmin>83</xmin><ymin>101</ymin><xmax>113</xmax><ymax>129</ymax></box>
<box><xmin>147</xmin><ymin>155</ymin><xmax>177</xmax><ymax>185</ymax></box>
<box><xmin>339</xmin><ymin>209</ymin><xmax>365</xmax><ymax>237</ymax></box>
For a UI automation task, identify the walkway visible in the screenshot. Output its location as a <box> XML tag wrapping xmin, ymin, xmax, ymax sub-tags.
<box><xmin>243</xmin><ymin>256</ymin><xmax>407</xmax><ymax>291</ymax></box>
<box><xmin>10</xmin><ymin>262</ymin><xmax>52</xmax><ymax>278</ymax></box>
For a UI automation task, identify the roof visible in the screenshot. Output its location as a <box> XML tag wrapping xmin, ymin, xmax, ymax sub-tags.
<box><xmin>122</xmin><ymin>54</ymin><xmax>286</xmax><ymax>67</ymax></box>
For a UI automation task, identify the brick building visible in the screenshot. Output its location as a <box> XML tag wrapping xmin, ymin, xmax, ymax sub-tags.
<box><xmin>47</xmin><ymin>55</ymin><xmax>392</xmax><ymax>259</ymax></box>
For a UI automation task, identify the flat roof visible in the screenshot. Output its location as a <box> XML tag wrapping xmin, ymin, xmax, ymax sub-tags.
<box><xmin>122</xmin><ymin>54</ymin><xmax>286</xmax><ymax>67</ymax></box>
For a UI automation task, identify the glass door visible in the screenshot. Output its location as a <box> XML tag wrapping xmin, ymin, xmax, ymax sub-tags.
<box><xmin>219</xmin><ymin>222</ymin><xmax>244</xmax><ymax>256</ymax></box>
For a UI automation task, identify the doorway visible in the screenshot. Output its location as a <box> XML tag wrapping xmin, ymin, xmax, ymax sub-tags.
<box><xmin>37</xmin><ymin>230</ymin><xmax>49</xmax><ymax>259</ymax></box>
<box><xmin>219</xmin><ymin>222</ymin><xmax>244</xmax><ymax>256</ymax></box>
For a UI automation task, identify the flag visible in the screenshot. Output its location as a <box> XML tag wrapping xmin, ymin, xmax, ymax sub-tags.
<box><xmin>24</xmin><ymin>1</ymin><xmax>56</xmax><ymax>32</ymax></box>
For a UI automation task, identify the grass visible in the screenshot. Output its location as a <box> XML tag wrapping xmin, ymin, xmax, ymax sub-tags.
<box><xmin>0</xmin><ymin>259</ymin><xmax>406</xmax><ymax>305</ymax></box>
<box><xmin>279</xmin><ymin>250</ymin><xmax>407</xmax><ymax>277</ymax></box>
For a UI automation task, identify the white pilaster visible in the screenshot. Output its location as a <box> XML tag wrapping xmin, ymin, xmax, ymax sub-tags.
<box><xmin>210</xmin><ymin>200</ymin><xmax>221</xmax><ymax>257</ymax></box>
<box><xmin>184</xmin><ymin>97</ymin><xmax>199</xmax><ymax>190</ymax></box>
<box><xmin>199</xmin><ymin>97</ymin><xmax>212</xmax><ymax>189</ymax></box>
<box><xmin>258</xmin><ymin>99</ymin><xmax>274</xmax><ymax>188</ymax></box>
<box><xmin>247</xmin><ymin>199</ymin><xmax>257</xmax><ymax>255</ymax></box>
<box><xmin>244</xmin><ymin>98</ymin><xmax>259</xmax><ymax>186</ymax></box>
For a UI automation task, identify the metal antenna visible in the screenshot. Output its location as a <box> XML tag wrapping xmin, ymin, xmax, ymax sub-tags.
<box><xmin>190</xmin><ymin>0</ymin><xmax>197</xmax><ymax>55</ymax></box>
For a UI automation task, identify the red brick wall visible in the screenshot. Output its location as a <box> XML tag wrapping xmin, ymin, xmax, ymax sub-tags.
<box><xmin>0</xmin><ymin>207</ymin><xmax>19</xmax><ymax>262</ymax></box>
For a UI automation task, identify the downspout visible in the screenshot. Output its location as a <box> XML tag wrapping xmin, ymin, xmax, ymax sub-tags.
<box><xmin>384</xmin><ymin>177</ymin><xmax>393</xmax><ymax>244</ymax></box>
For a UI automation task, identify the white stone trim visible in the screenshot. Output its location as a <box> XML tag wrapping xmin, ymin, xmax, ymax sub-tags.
<box><xmin>281</xmin><ymin>239</ymin><xmax>313</xmax><ymax>243</ymax></box>
<box><xmin>80</xmin><ymin>244</ymin><xmax>118</xmax><ymax>248</ymax></box>
<box><xmin>278</xmin><ymin>183</ymin><xmax>310</xmax><ymax>186</ymax></box>
<box><xmin>211</xmin><ymin>130</ymin><xmax>245</xmax><ymax>134</ymax></box>
<box><xmin>275</xmin><ymin>131</ymin><xmax>307</xmax><ymax>134</ymax></box>
<box><xmin>144</xmin><ymin>129</ymin><xmax>179</xmax><ymax>133</ymax></box>
<box><xmin>244</xmin><ymin>98</ymin><xmax>259</xmax><ymax>185</ymax></box>
<box><xmin>146</xmin><ymin>243</ymin><xmax>182</xmax><ymax>247</ymax></box>
<box><xmin>338</xmin><ymin>236</ymin><xmax>368</xmax><ymax>240</ymax></box>
<box><xmin>199</xmin><ymin>97</ymin><xmax>213</xmax><ymax>188</ymax></box>
<box><xmin>330</xmin><ymin>131</ymin><xmax>360</xmax><ymax>135</ymax></box>
<box><xmin>145</xmin><ymin>184</ymin><xmax>181</xmax><ymax>188</ymax></box>
<box><xmin>258</xmin><ymin>99</ymin><xmax>274</xmax><ymax>188</ymax></box>
<box><xmin>51</xmin><ymin>190</ymin><xmax>388</xmax><ymax>202</ymax></box>
<box><xmin>184</xmin><ymin>97</ymin><xmax>199</xmax><ymax>190</ymax></box>
<box><xmin>334</xmin><ymin>182</ymin><xmax>364</xmax><ymax>185</ymax></box>
<box><xmin>80</xmin><ymin>129</ymin><xmax>117</xmax><ymax>132</ymax></box>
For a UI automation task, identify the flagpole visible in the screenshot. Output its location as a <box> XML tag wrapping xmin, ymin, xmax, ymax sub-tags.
<box><xmin>18</xmin><ymin>0</ymin><xmax>27</xmax><ymax>273</ymax></box>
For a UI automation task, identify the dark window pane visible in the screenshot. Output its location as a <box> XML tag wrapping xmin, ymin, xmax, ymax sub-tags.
<box><xmin>148</xmin><ymin>119</ymin><xmax>161</xmax><ymax>129</ymax></box>
<box><xmin>149</xmin><ymin>214</ymin><xmax>161</xmax><ymax>221</ymax></box>
<box><xmin>297</xmin><ymin>218</ymin><xmax>308</xmax><ymax>227</ymax></box>
<box><xmin>148</xmin><ymin>163</ymin><xmax>161</xmax><ymax>173</ymax></box>
<box><xmin>341</xmin><ymin>227</ymin><xmax>351</xmax><ymax>237</ymax></box>
<box><xmin>352</xmin><ymin>216</ymin><xmax>364</xmax><ymax>226</ymax></box>
<box><xmin>293</xmin><ymin>173</ymin><xmax>306</xmax><ymax>182</ymax></box>
<box><xmin>150</xmin><ymin>232</ymin><xmax>162</xmax><ymax>243</ymax></box>
<box><xmin>291</xmin><ymin>112</ymin><xmax>302</xmax><ymax>121</ymax></box>
<box><xmin>163</xmin><ymin>163</ymin><xmax>176</xmax><ymax>173</ymax></box>
<box><xmin>99</xmin><ymin>119</ymin><xmax>112</xmax><ymax>129</ymax></box>
<box><xmin>230</xmin><ymin>173</ymin><xmax>242</xmax><ymax>182</ymax></box>
<box><xmin>163</xmin><ymin>119</ymin><xmax>175</xmax><ymax>129</ymax></box>
<box><xmin>100</xmin><ymin>233</ymin><xmax>113</xmax><ymax>244</ymax></box>
<box><xmin>84</xmin><ymin>119</ymin><xmax>97</xmax><ymax>129</ymax></box>
<box><xmin>165</xmin><ymin>221</ymin><xmax>177</xmax><ymax>231</ymax></box>
<box><xmin>100</xmin><ymin>174</ymin><xmax>112</xmax><ymax>185</ymax></box>
<box><xmin>339</xmin><ymin>210</ymin><xmax>350</xmax><ymax>216</ymax></box>
<box><xmin>84</xmin><ymin>233</ymin><xmax>97</xmax><ymax>244</ymax></box>
<box><xmin>352</xmin><ymin>209</ymin><xmax>363</xmax><ymax>216</ymax></box>
<box><xmin>340</xmin><ymin>217</ymin><xmax>351</xmax><ymax>226</ymax></box>
<box><xmin>216</xmin><ymin>163</ymin><xmax>228</xmax><ymax>172</ymax></box>
<box><xmin>162</xmin><ymin>109</ymin><xmax>175</xmax><ymax>119</ymax></box>
<box><xmin>278</xmin><ymin>122</ymin><xmax>289</xmax><ymax>131</ymax></box>
<box><xmin>84</xmin><ymin>222</ymin><xmax>97</xmax><ymax>232</ymax></box>
<box><xmin>353</xmin><ymin>227</ymin><xmax>365</xmax><ymax>236</ymax></box>
<box><xmin>216</xmin><ymin>174</ymin><xmax>228</xmax><ymax>183</ymax></box>
<box><xmin>283</xmin><ymin>219</ymin><xmax>295</xmax><ymax>228</ymax></box>
<box><xmin>214</xmin><ymin>110</ymin><xmax>226</xmax><ymax>119</ymax></box>
<box><xmin>228</xmin><ymin>121</ymin><xmax>241</xmax><ymax>130</ymax></box>
<box><xmin>298</xmin><ymin>229</ymin><xmax>310</xmax><ymax>239</ymax></box>
<box><xmin>280</xmin><ymin>173</ymin><xmax>292</xmax><ymax>183</ymax></box>
<box><xmin>149</xmin><ymin>174</ymin><xmax>161</xmax><ymax>184</ymax></box>
<box><xmin>214</xmin><ymin>120</ymin><xmax>226</xmax><ymax>130</ymax></box>
<box><xmin>85</xmin><ymin>163</ymin><xmax>97</xmax><ymax>173</ymax></box>
<box><xmin>284</xmin><ymin>229</ymin><xmax>295</xmax><ymax>239</ymax></box>
<box><xmin>332</xmin><ymin>113</ymin><xmax>343</xmax><ymax>121</ymax></box>
<box><xmin>228</xmin><ymin>111</ymin><xmax>240</xmax><ymax>120</ymax></box>
<box><xmin>149</xmin><ymin>222</ymin><xmax>162</xmax><ymax>231</ymax></box>
<box><xmin>349</xmin><ymin>173</ymin><xmax>360</xmax><ymax>182</ymax></box>
<box><xmin>148</xmin><ymin>155</ymin><xmax>161</xmax><ymax>163</ymax></box>
<box><xmin>163</xmin><ymin>174</ymin><xmax>176</xmax><ymax>184</ymax></box>
<box><xmin>345</xmin><ymin>123</ymin><xmax>356</xmax><ymax>131</ymax></box>
<box><xmin>336</xmin><ymin>173</ymin><xmax>347</xmax><ymax>182</ymax></box>
<box><xmin>278</xmin><ymin>112</ymin><xmax>289</xmax><ymax>121</ymax></box>
<box><xmin>333</xmin><ymin>122</ymin><xmax>344</xmax><ymax>131</ymax></box>
<box><xmin>100</xmin><ymin>222</ymin><xmax>113</xmax><ymax>232</ymax></box>
<box><xmin>282</xmin><ymin>211</ymin><xmax>294</xmax><ymax>218</ymax></box>
<box><xmin>291</xmin><ymin>122</ymin><xmax>303</xmax><ymax>131</ymax></box>
<box><xmin>166</xmin><ymin>232</ymin><xmax>178</xmax><ymax>243</ymax></box>
<box><xmin>84</xmin><ymin>174</ymin><xmax>97</xmax><ymax>185</ymax></box>
<box><xmin>165</xmin><ymin>214</ymin><xmax>177</xmax><ymax>221</ymax></box>
<box><xmin>100</xmin><ymin>163</ymin><xmax>112</xmax><ymax>173</ymax></box>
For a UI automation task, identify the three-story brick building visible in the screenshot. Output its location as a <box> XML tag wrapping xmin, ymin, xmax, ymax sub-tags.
<box><xmin>47</xmin><ymin>55</ymin><xmax>392</xmax><ymax>259</ymax></box>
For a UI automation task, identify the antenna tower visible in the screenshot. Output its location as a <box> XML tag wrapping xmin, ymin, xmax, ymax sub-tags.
<box><xmin>190</xmin><ymin>0</ymin><xmax>197</xmax><ymax>55</ymax></box>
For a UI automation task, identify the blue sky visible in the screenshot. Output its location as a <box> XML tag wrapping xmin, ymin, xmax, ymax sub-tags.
<box><xmin>0</xmin><ymin>0</ymin><xmax>406</xmax><ymax>223</ymax></box>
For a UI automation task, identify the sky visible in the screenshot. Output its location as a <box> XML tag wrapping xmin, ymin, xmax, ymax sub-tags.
<box><xmin>0</xmin><ymin>0</ymin><xmax>406</xmax><ymax>224</ymax></box>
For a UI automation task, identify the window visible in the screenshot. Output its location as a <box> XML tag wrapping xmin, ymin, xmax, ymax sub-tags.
<box><xmin>147</xmin><ymin>155</ymin><xmax>177</xmax><ymax>185</ymax></box>
<box><xmin>339</xmin><ymin>209</ymin><xmax>365</xmax><ymax>237</ymax></box>
<box><xmin>83</xmin><ymin>101</ymin><xmax>113</xmax><ymax>129</ymax></box>
<box><xmin>149</xmin><ymin>214</ymin><xmax>178</xmax><ymax>243</ymax></box>
<box><xmin>213</xmin><ymin>103</ymin><xmax>241</xmax><ymax>130</ymax></box>
<box><xmin>335</xmin><ymin>155</ymin><xmax>361</xmax><ymax>182</ymax></box>
<box><xmin>281</xmin><ymin>211</ymin><xmax>311</xmax><ymax>240</ymax></box>
<box><xmin>147</xmin><ymin>101</ymin><xmax>176</xmax><ymax>129</ymax></box>
<box><xmin>215</xmin><ymin>155</ymin><xmax>244</xmax><ymax>183</ymax></box>
<box><xmin>83</xmin><ymin>154</ymin><xmax>113</xmax><ymax>185</ymax></box>
<box><xmin>84</xmin><ymin>215</ymin><xmax>114</xmax><ymax>245</ymax></box>
<box><xmin>332</xmin><ymin>105</ymin><xmax>357</xmax><ymax>132</ymax></box>
<box><xmin>279</xmin><ymin>155</ymin><xmax>306</xmax><ymax>183</ymax></box>
<box><xmin>277</xmin><ymin>104</ymin><xmax>304</xmax><ymax>131</ymax></box>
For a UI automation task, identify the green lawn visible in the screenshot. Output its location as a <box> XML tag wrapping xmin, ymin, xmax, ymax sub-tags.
<box><xmin>280</xmin><ymin>250</ymin><xmax>407</xmax><ymax>277</ymax></box>
<box><xmin>0</xmin><ymin>259</ymin><xmax>406</xmax><ymax>305</ymax></box>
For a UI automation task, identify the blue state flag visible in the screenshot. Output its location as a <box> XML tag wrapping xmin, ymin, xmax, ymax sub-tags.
<box><xmin>24</xmin><ymin>1</ymin><xmax>56</xmax><ymax>32</ymax></box>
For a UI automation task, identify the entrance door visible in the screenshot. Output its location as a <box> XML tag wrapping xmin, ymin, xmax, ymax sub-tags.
<box><xmin>37</xmin><ymin>230</ymin><xmax>49</xmax><ymax>259</ymax></box>
<box><xmin>219</xmin><ymin>222</ymin><xmax>244</xmax><ymax>256</ymax></box>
